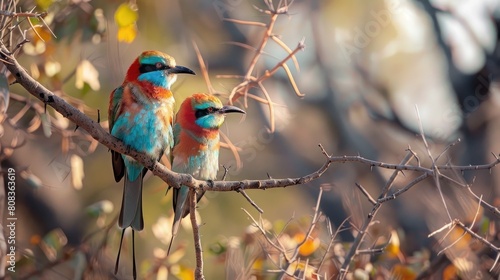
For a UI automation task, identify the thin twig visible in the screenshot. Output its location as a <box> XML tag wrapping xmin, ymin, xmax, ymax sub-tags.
<box><xmin>192</xmin><ymin>39</ymin><xmax>215</xmax><ymax>95</ymax></box>
<box><xmin>258</xmin><ymin>81</ymin><xmax>275</xmax><ymax>132</ymax></box>
<box><xmin>237</xmin><ymin>187</ymin><xmax>264</xmax><ymax>213</ymax></box>
<box><xmin>223</xmin><ymin>18</ymin><xmax>267</xmax><ymax>27</ymax></box>
<box><xmin>416</xmin><ymin>105</ymin><xmax>452</xmax><ymax>222</ymax></box>
<box><xmin>355</xmin><ymin>183</ymin><xmax>376</xmax><ymax>205</ymax></box>
<box><xmin>271</xmin><ymin>35</ymin><xmax>300</xmax><ymax>71</ymax></box>
<box><xmin>339</xmin><ymin>152</ymin><xmax>415</xmax><ymax>279</ymax></box>
<box><xmin>254</xmin><ymin>39</ymin><xmax>305</xmax><ymax>84</ymax></box>
<box><xmin>279</xmin><ymin>188</ymin><xmax>324</xmax><ymax>278</ymax></box>
<box><xmin>190</xmin><ymin>189</ymin><xmax>205</xmax><ymax>279</ymax></box>
<box><xmin>317</xmin><ymin>218</ymin><xmax>349</xmax><ymax>274</ymax></box>
<box><xmin>242</xmin><ymin>208</ymin><xmax>284</xmax><ymax>255</ymax></box>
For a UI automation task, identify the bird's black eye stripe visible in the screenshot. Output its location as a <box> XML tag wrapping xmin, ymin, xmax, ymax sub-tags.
<box><xmin>195</xmin><ymin>107</ymin><xmax>217</xmax><ymax>119</ymax></box>
<box><xmin>139</xmin><ymin>63</ymin><xmax>170</xmax><ymax>73</ymax></box>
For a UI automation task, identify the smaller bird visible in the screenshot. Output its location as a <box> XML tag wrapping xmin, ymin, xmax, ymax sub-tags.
<box><xmin>167</xmin><ymin>93</ymin><xmax>245</xmax><ymax>254</ymax></box>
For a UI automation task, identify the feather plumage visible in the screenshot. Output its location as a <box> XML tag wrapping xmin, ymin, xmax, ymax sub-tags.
<box><xmin>167</xmin><ymin>93</ymin><xmax>245</xmax><ymax>255</ymax></box>
<box><xmin>110</xmin><ymin>50</ymin><xmax>194</xmax><ymax>279</ymax></box>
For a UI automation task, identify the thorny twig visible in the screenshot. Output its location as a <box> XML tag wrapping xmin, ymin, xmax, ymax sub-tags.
<box><xmin>339</xmin><ymin>150</ymin><xmax>416</xmax><ymax>280</ymax></box>
<box><xmin>434</xmin><ymin>195</ymin><xmax>483</xmax><ymax>257</ymax></box>
<box><xmin>416</xmin><ymin>106</ymin><xmax>453</xmax><ymax>223</ymax></box>
<box><xmin>218</xmin><ymin>0</ymin><xmax>304</xmax><ymax>132</ymax></box>
<box><xmin>428</xmin><ymin>216</ymin><xmax>500</xmax><ymax>272</ymax></box>
<box><xmin>236</xmin><ymin>186</ymin><xmax>264</xmax><ymax>214</ymax></box>
<box><xmin>279</xmin><ymin>187</ymin><xmax>324</xmax><ymax>278</ymax></box>
<box><xmin>0</xmin><ymin>4</ymin><xmax>53</xmax><ymax>49</ymax></box>
<box><xmin>317</xmin><ymin>217</ymin><xmax>350</xmax><ymax>273</ymax></box>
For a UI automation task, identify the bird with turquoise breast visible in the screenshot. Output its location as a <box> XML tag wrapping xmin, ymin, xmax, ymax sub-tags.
<box><xmin>108</xmin><ymin>50</ymin><xmax>195</xmax><ymax>279</ymax></box>
<box><xmin>167</xmin><ymin>93</ymin><xmax>245</xmax><ymax>254</ymax></box>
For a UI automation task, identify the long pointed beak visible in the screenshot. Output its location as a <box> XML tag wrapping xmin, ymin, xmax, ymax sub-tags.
<box><xmin>219</xmin><ymin>105</ymin><xmax>246</xmax><ymax>114</ymax></box>
<box><xmin>168</xmin><ymin>65</ymin><xmax>196</xmax><ymax>75</ymax></box>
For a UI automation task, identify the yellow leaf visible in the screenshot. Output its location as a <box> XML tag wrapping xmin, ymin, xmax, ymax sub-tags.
<box><xmin>117</xmin><ymin>25</ymin><xmax>137</xmax><ymax>43</ymax></box>
<box><xmin>285</xmin><ymin>261</ymin><xmax>317</xmax><ymax>279</ymax></box>
<box><xmin>442</xmin><ymin>264</ymin><xmax>458</xmax><ymax>280</ymax></box>
<box><xmin>293</xmin><ymin>232</ymin><xmax>320</xmax><ymax>256</ymax></box>
<box><xmin>31</xmin><ymin>26</ymin><xmax>53</xmax><ymax>44</ymax></box>
<box><xmin>171</xmin><ymin>264</ymin><xmax>194</xmax><ymax>280</ymax></box>
<box><xmin>252</xmin><ymin>257</ymin><xmax>264</xmax><ymax>271</ymax></box>
<box><xmin>36</xmin><ymin>0</ymin><xmax>54</xmax><ymax>10</ymax></box>
<box><xmin>391</xmin><ymin>264</ymin><xmax>416</xmax><ymax>280</ymax></box>
<box><xmin>386</xmin><ymin>230</ymin><xmax>402</xmax><ymax>259</ymax></box>
<box><xmin>114</xmin><ymin>3</ymin><xmax>138</xmax><ymax>27</ymax></box>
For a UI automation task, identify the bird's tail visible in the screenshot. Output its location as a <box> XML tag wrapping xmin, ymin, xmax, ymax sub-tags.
<box><xmin>167</xmin><ymin>186</ymin><xmax>189</xmax><ymax>255</ymax></box>
<box><xmin>119</xmin><ymin>172</ymin><xmax>144</xmax><ymax>231</ymax></box>
<box><xmin>115</xmin><ymin>171</ymin><xmax>142</xmax><ymax>279</ymax></box>
<box><xmin>115</xmin><ymin>229</ymin><xmax>138</xmax><ymax>279</ymax></box>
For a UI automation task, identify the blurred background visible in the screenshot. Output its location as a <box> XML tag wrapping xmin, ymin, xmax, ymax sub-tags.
<box><xmin>2</xmin><ymin>0</ymin><xmax>500</xmax><ymax>279</ymax></box>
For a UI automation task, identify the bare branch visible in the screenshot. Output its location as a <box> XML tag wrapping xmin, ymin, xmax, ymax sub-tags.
<box><xmin>222</xmin><ymin>18</ymin><xmax>267</xmax><ymax>27</ymax></box>
<box><xmin>416</xmin><ymin>105</ymin><xmax>452</xmax><ymax>222</ymax></box>
<box><xmin>258</xmin><ymin>81</ymin><xmax>275</xmax><ymax>132</ymax></box>
<box><xmin>270</xmin><ymin>35</ymin><xmax>300</xmax><ymax>71</ymax></box>
<box><xmin>236</xmin><ymin>187</ymin><xmax>264</xmax><ymax>213</ymax></box>
<box><xmin>281</xmin><ymin>62</ymin><xmax>304</xmax><ymax>97</ymax></box>
<box><xmin>192</xmin><ymin>40</ymin><xmax>215</xmax><ymax>95</ymax></box>
<box><xmin>355</xmin><ymin>183</ymin><xmax>376</xmax><ymax>205</ymax></box>
<box><xmin>254</xmin><ymin>39</ymin><xmax>305</xmax><ymax>85</ymax></box>
<box><xmin>242</xmin><ymin>208</ymin><xmax>284</xmax><ymax>255</ymax></box>
<box><xmin>339</xmin><ymin>152</ymin><xmax>416</xmax><ymax>279</ymax></box>
<box><xmin>190</xmin><ymin>189</ymin><xmax>205</xmax><ymax>279</ymax></box>
<box><xmin>466</xmin><ymin>186</ymin><xmax>500</xmax><ymax>217</ymax></box>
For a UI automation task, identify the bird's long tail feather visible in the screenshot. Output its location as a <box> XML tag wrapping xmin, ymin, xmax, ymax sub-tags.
<box><xmin>168</xmin><ymin>186</ymin><xmax>189</xmax><ymax>255</ymax></box>
<box><xmin>132</xmin><ymin>230</ymin><xmax>137</xmax><ymax>279</ymax></box>
<box><xmin>114</xmin><ymin>228</ymin><xmax>138</xmax><ymax>280</ymax></box>
<box><xmin>115</xmin><ymin>229</ymin><xmax>125</xmax><ymax>275</ymax></box>
<box><xmin>115</xmin><ymin>171</ymin><xmax>142</xmax><ymax>279</ymax></box>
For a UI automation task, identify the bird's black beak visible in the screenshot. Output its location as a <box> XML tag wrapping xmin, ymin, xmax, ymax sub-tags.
<box><xmin>168</xmin><ymin>65</ymin><xmax>196</xmax><ymax>75</ymax></box>
<box><xmin>219</xmin><ymin>105</ymin><xmax>246</xmax><ymax>114</ymax></box>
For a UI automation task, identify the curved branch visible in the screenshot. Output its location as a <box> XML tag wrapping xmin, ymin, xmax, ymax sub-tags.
<box><xmin>2</xmin><ymin>46</ymin><xmax>499</xmax><ymax>197</ymax></box>
<box><xmin>0</xmin><ymin>47</ymin><xmax>332</xmax><ymax>193</ymax></box>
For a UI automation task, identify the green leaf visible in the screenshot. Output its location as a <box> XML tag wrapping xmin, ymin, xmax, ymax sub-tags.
<box><xmin>480</xmin><ymin>217</ymin><xmax>490</xmax><ymax>235</ymax></box>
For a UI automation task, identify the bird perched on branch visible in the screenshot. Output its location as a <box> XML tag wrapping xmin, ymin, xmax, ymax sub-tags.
<box><xmin>108</xmin><ymin>50</ymin><xmax>195</xmax><ymax>279</ymax></box>
<box><xmin>167</xmin><ymin>93</ymin><xmax>245</xmax><ymax>254</ymax></box>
